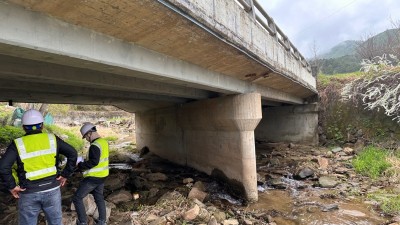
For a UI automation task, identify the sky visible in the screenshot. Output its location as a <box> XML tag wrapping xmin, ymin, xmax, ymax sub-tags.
<box><xmin>259</xmin><ymin>0</ymin><xmax>400</xmax><ymax>58</ymax></box>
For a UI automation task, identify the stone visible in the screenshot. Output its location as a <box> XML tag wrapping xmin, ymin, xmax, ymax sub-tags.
<box><xmin>208</xmin><ymin>216</ymin><xmax>218</xmax><ymax>225</ymax></box>
<box><xmin>318</xmin><ymin>157</ymin><xmax>329</xmax><ymax>169</ymax></box>
<box><xmin>343</xmin><ymin>147</ymin><xmax>354</xmax><ymax>155</ymax></box>
<box><xmin>297</xmin><ymin>167</ymin><xmax>314</xmax><ymax>179</ymax></box>
<box><xmin>183</xmin><ymin>204</ymin><xmax>200</xmax><ymax>221</ymax></box>
<box><xmin>244</xmin><ymin>219</ymin><xmax>253</xmax><ymax>225</ymax></box>
<box><xmin>62</xmin><ymin>212</ymin><xmax>77</xmax><ymax>225</ymax></box>
<box><xmin>157</xmin><ymin>191</ymin><xmax>184</xmax><ymax>204</ymax></box>
<box><xmin>223</xmin><ymin>219</ymin><xmax>239</xmax><ymax>225</ymax></box>
<box><xmin>71</xmin><ymin>194</ymin><xmax>96</xmax><ymax>216</ymax></box>
<box><xmin>105</xmin><ymin>173</ymin><xmax>127</xmax><ymax>191</ymax></box>
<box><xmin>213</xmin><ymin>210</ymin><xmax>226</xmax><ymax>223</ymax></box>
<box><xmin>341</xmin><ymin>209</ymin><xmax>366</xmax><ymax>217</ymax></box>
<box><xmin>146</xmin><ymin>214</ymin><xmax>160</xmax><ymax>222</ymax></box>
<box><xmin>188</xmin><ymin>186</ymin><xmax>208</xmax><ymax>202</ymax></box>
<box><xmin>257</xmin><ymin>173</ymin><xmax>266</xmax><ymax>184</ymax></box>
<box><xmin>193</xmin><ymin>181</ymin><xmax>206</xmax><ymax>191</ymax></box>
<box><xmin>145</xmin><ymin>172</ymin><xmax>168</xmax><ymax>181</ymax></box>
<box><xmin>319</xmin><ymin>176</ymin><xmax>339</xmax><ymax>188</ymax></box>
<box><xmin>331</xmin><ymin>147</ymin><xmax>343</xmax><ymax>153</ymax></box>
<box><xmin>148</xmin><ymin>188</ymin><xmax>159</xmax><ymax>198</ymax></box>
<box><xmin>106</xmin><ymin>190</ymin><xmax>133</xmax><ymax>204</ymax></box>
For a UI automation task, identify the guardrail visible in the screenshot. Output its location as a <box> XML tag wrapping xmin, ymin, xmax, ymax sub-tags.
<box><xmin>236</xmin><ymin>0</ymin><xmax>311</xmax><ymax>71</ymax></box>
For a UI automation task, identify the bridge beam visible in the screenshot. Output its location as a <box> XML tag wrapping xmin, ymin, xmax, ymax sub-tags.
<box><xmin>136</xmin><ymin>93</ymin><xmax>261</xmax><ymax>201</ymax></box>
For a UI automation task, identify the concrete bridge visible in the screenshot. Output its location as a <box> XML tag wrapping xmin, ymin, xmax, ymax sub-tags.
<box><xmin>0</xmin><ymin>0</ymin><xmax>318</xmax><ymax>201</ymax></box>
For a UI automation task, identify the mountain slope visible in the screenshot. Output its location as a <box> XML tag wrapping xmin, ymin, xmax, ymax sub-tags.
<box><xmin>320</xmin><ymin>40</ymin><xmax>360</xmax><ymax>59</ymax></box>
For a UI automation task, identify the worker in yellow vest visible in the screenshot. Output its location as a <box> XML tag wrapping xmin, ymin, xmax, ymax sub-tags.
<box><xmin>0</xmin><ymin>109</ymin><xmax>78</xmax><ymax>225</ymax></box>
<box><xmin>73</xmin><ymin>122</ymin><xmax>109</xmax><ymax>225</ymax></box>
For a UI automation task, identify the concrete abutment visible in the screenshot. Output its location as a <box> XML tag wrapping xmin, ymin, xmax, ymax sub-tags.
<box><xmin>136</xmin><ymin>93</ymin><xmax>262</xmax><ymax>201</ymax></box>
<box><xmin>255</xmin><ymin>104</ymin><xmax>319</xmax><ymax>145</ymax></box>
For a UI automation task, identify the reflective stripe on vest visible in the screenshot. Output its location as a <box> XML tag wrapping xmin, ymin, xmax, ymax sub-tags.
<box><xmin>83</xmin><ymin>138</ymin><xmax>109</xmax><ymax>178</ymax></box>
<box><xmin>14</xmin><ymin>133</ymin><xmax>57</xmax><ymax>181</ymax></box>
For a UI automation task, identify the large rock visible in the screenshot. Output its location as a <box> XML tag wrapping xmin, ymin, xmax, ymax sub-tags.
<box><xmin>71</xmin><ymin>194</ymin><xmax>97</xmax><ymax>216</ymax></box>
<box><xmin>106</xmin><ymin>190</ymin><xmax>133</xmax><ymax>204</ymax></box>
<box><xmin>105</xmin><ymin>173</ymin><xmax>127</xmax><ymax>191</ymax></box>
<box><xmin>183</xmin><ymin>204</ymin><xmax>200</xmax><ymax>221</ymax></box>
<box><xmin>319</xmin><ymin>176</ymin><xmax>339</xmax><ymax>188</ymax></box>
<box><xmin>296</xmin><ymin>167</ymin><xmax>314</xmax><ymax>179</ymax></box>
<box><xmin>188</xmin><ymin>186</ymin><xmax>208</xmax><ymax>202</ymax></box>
<box><xmin>145</xmin><ymin>172</ymin><xmax>168</xmax><ymax>181</ymax></box>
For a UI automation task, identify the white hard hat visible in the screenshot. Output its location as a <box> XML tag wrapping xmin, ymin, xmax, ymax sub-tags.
<box><xmin>22</xmin><ymin>109</ymin><xmax>44</xmax><ymax>125</ymax></box>
<box><xmin>80</xmin><ymin>122</ymin><xmax>96</xmax><ymax>138</ymax></box>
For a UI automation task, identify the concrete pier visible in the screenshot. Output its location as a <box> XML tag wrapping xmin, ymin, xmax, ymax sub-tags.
<box><xmin>136</xmin><ymin>93</ymin><xmax>262</xmax><ymax>201</ymax></box>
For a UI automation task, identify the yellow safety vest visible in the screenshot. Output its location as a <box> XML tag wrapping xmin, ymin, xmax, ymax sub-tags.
<box><xmin>83</xmin><ymin>138</ymin><xmax>109</xmax><ymax>178</ymax></box>
<box><xmin>12</xmin><ymin>163</ymin><xmax>18</xmax><ymax>184</ymax></box>
<box><xmin>14</xmin><ymin>133</ymin><xmax>57</xmax><ymax>181</ymax></box>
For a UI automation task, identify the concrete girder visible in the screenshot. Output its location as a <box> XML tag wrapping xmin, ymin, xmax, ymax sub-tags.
<box><xmin>0</xmin><ymin>54</ymin><xmax>214</xmax><ymax>100</ymax></box>
<box><xmin>1</xmin><ymin>90</ymin><xmax>174</xmax><ymax>111</ymax></box>
<box><xmin>0</xmin><ymin>78</ymin><xmax>188</xmax><ymax>104</ymax></box>
<box><xmin>0</xmin><ymin>2</ymin><xmax>305</xmax><ymax>105</ymax></box>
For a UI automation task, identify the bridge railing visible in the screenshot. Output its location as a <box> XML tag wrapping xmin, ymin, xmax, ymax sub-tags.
<box><xmin>236</xmin><ymin>0</ymin><xmax>311</xmax><ymax>71</ymax></box>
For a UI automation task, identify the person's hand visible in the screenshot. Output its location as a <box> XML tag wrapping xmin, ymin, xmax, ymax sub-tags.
<box><xmin>56</xmin><ymin>176</ymin><xmax>67</xmax><ymax>187</ymax></box>
<box><xmin>10</xmin><ymin>186</ymin><xmax>25</xmax><ymax>199</ymax></box>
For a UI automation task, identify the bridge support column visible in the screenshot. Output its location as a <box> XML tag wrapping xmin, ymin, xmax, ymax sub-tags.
<box><xmin>136</xmin><ymin>93</ymin><xmax>262</xmax><ymax>202</ymax></box>
<box><xmin>255</xmin><ymin>104</ymin><xmax>318</xmax><ymax>144</ymax></box>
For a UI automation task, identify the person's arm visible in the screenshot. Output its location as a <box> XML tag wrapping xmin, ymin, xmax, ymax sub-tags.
<box><xmin>56</xmin><ymin>136</ymin><xmax>77</xmax><ymax>178</ymax></box>
<box><xmin>77</xmin><ymin>145</ymin><xmax>101</xmax><ymax>171</ymax></box>
<box><xmin>0</xmin><ymin>143</ymin><xmax>18</xmax><ymax>190</ymax></box>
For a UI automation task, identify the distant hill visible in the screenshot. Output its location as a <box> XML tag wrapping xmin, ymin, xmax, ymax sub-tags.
<box><xmin>320</xmin><ymin>40</ymin><xmax>360</xmax><ymax>59</ymax></box>
<box><xmin>368</xmin><ymin>28</ymin><xmax>400</xmax><ymax>47</ymax></box>
<box><xmin>315</xmin><ymin>28</ymin><xmax>400</xmax><ymax>74</ymax></box>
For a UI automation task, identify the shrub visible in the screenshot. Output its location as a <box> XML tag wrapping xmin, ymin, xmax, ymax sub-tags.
<box><xmin>352</xmin><ymin>146</ymin><xmax>391</xmax><ymax>179</ymax></box>
<box><xmin>44</xmin><ymin>125</ymin><xmax>85</xmax><ymax>151</ymax></box>
<box><xmin>0</xmin><ymin>126</ymin><xmax>25</xmax><ymax>146</ymax></box>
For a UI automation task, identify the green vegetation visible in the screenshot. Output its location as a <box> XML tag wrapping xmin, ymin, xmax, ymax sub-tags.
<box><xmin>367</xmin><ymin>190</ymin><xmax>400</xmax><ymax>215</ymax></box>
<box><xmin>318</xmin><ymin>55</ymin><xmax>362</xmax><ymax>75</ymax></box>
<box><xmin>0</xmin><ymin>126</ymin><xmax>25</xmax><ymax>146</ymax></box>
<box><xmin>0</xmin><ymin>105</ymin><xmax>14</xmax><ymax>125</ymax></box>
<box><xmin>352</xmin><ymin>146</ymin><xmax>391</xmax><ymax>179</ymax></box>
<box><xmin>44</xmin><ymin>124</ymin><xmax>85</xmax><ymax>151</ymax></box>
<box><xmin>104</xmin><ymin>135</ymin><xmax>118</xmax><ymax>143</ymax></box>
<box><xmin>318</xmin><ymin>71</ymin><xmax>363</xmax><ymax>87</ymax></box>
<box><xmin>47</xmin><ymin>104</ymin><xmax>72</xmax><ymax>116</ymax></box>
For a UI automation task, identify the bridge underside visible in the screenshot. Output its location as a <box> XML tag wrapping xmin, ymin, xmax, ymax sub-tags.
<box><xmin>0</xmin><ymin>1</ymin><xmax>318</xmax><ymax>201</ymax></box>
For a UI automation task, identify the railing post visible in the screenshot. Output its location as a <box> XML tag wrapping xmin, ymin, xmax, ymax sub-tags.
<box><xmin>247</xmin><ymin>0</ymin><xmax>256</xmax><ymax>20</ymax></box>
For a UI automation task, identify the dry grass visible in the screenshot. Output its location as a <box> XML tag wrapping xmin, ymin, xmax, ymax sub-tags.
<box><xmin>384</xmin><ymin>156</ymin><xmax>400</xmax><ymax>183</ymax></box>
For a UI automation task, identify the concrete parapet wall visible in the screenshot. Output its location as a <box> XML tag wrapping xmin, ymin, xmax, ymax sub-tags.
<box><xmin>255</xmin><ymin>104</ymin><xmax>319</xmax><ymax>144</ymax></box>
<box><xmin>167</xmin><ymin>0</ymin><xmax>316</xmax><ymax>89</ymax></box>
<box><xmin>136</xmin><ymin>93</ymin><xmax>262</xmax><ymax>201</ymax></box>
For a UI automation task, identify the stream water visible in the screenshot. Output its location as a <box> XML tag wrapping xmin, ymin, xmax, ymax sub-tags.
<box><xmin>247</xmin><ymin>189</ymin><xmax>388</xmax><ymax>225</ymax></box>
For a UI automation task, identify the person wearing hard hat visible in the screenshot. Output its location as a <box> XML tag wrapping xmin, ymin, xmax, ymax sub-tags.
<box><xmin>73</xmin><ymin>122</ymin><xmax>109</xmax><ymax>225</ymax></box>
<box><xmin>0</xmin><ymin>109</ymin><xmax>78</xmax><ymax>225</ymax></box>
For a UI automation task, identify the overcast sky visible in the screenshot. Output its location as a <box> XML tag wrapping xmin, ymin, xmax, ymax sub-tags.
<box><xmin>259</xmin><ymin>0</ymin><xmax>400</xmax><ymax>57</ymax></box>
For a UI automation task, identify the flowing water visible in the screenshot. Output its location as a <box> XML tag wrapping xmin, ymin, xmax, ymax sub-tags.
<box><xmin>246</xmin><ymin>183</ymin><xmax>389</xmax><ymax>225</ymax></box>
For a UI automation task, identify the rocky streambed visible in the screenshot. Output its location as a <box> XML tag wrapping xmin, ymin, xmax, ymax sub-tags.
<box><xmin>0</xmin><ymin>142</ymin><xmax>399</xmax><ymax>225</ymax></box>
